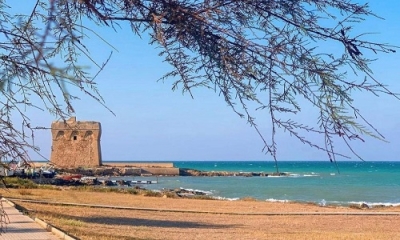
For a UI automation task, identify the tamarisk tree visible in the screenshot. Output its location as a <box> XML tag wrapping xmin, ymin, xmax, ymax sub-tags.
<box><xmin>0</xmin><ymin>0</ymin><xmax>398</xmax><ymax>167</ymax></box>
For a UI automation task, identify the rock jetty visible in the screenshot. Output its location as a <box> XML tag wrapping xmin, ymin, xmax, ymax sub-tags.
<box><xmin>25</xmin><ymin>166</ymin><xmax>289</xmax><ymax>187</ymax></box>
<box><xmin>54</xmin><ymin>166</ymin><xmax>287</xmax><ymax>178</ymax></box>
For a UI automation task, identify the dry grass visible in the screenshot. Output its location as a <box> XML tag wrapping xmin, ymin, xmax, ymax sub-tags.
<box><xmin>59</xmin><ymin>218</ymin><xmax>86</xmax><ymax>227</ymax></box>
<box><xmin>239</xmin><ymin>196</ymin><xmax>258</xmax><ymax>201</ymax></box>
<box><xmin>2</xmin><ymin>188</ymin><xmax>400</xmax><ymax>240</ymax></box>
<box><xmin>16</xmin><ymin>189</ymin><xmax>33</xmax><ymax>196</ymax></box>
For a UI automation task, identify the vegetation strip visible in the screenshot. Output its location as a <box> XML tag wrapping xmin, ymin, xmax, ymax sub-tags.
<box><xmin>7</xmin><ymin>198</ymin><xmax>400</xmax><ymax>216</ymax></box>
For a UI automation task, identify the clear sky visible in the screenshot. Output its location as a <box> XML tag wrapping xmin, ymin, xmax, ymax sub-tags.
<box><xmin>22</xmin><ymin>1</ymin><xmax>400</xmax><ymax>161</ymax></box>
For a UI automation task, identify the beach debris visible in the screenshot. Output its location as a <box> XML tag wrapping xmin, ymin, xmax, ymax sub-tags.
<box><xmin>360</xmin><ymin>203</ymin><xmax>370</xmax><ymax>209</ymax></box>
<box><xmin>349</xmin><ymin>202</ymin><xmax>370</xmax><ymax>209</ymax></box>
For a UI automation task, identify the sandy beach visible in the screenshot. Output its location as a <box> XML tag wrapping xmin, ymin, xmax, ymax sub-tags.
<box><xmin>1</xmin><ymin>188</ymin><xmax>400</xmax><ymax>240</ymax></box>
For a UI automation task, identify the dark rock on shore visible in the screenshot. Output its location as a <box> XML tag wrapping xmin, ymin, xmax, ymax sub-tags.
<box><xmin>349</xmin><ymin>202</ymin><xmax>371</xmax><ymax>209</ymax></box>
<box><xmin>161</xmin><ymin>188</ymin><xmax>210</xmax><ymax>199</ymax></box>
<box><xmin>32</xmin><ymin>177</ymin><xmax>84</xmax><ymax>186</ymax></box>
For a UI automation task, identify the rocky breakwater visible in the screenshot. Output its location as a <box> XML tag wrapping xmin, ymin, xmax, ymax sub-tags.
<box><xmin>56</xmin><ymin>165</ymin><xmax>179</xmax><ymax>177</ymax></box>
<box><xmin>56</xmin><ymin>166</ymin><xmax>142</xmax><ymax>177</ymax></box>
<box><xmin>33</xmin><ymin>167</ymin><xmax>288</xmax><ymax>187</ymax></box>
<box><xmin>179</xmin><ymin>168</ymin><xmax>288</xmax><ymax>177</ymax></box>
<box><xmin>38</xmin><ymin>165</ymin><xmax>176</xmax><ymax>186</ymax></box>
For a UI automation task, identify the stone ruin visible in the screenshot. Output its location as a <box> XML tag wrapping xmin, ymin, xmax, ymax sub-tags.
<box><xmin>50</xmin><ymin>117</ymin><xmax>102</xmax><ymax>167</ymax></box>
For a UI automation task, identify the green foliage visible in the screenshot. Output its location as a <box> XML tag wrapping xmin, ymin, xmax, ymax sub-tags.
<box><xmin>37</xmin><ymin>184</ymin><xmax>59</xmax><ymax>190</ymax></box>
<box><xmin>161</xmin><ymin>191</ymin><xmax>179</xmax><ymax>199</ymax></box>
<box><xmin>3</xmin><ymin>177</ymin><xmax>38</xmax><ymax>189</ymax></box>
<box><xmin>126</xmin><ymin>188</ymin><xmax>139</xmax><ymax>195</ymax></box>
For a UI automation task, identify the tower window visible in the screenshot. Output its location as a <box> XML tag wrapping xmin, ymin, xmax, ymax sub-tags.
<box><xmin>56</xmin><ymin>131</ymin><xmax>64</xmax><ymax>140</ymax></box>
<box><xmin>84</xmin><ymin>131</ymin><xmax>93</xmax><ymax>140</ymax></box>
<box><xmin>71</xmin><ymin>131</ymin><xmax>79</xmax><ymax>140</ymax></box>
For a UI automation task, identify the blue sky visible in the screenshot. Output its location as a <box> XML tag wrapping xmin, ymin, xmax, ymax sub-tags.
<box><xmin>22</xmin><ymin>1</ymin><xmax>400</xmax><ymax>161</ymax></box>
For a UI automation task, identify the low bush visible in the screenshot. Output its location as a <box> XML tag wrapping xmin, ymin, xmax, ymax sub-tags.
<box><xmin>142</xmin><ymin>190</ymin><xmax>162</xmax><ymax>197</ymax></box>
<box><xmin>3</xmin><ymin>177</ymin><xmax>38</xmax><ymax>189</ymax></box>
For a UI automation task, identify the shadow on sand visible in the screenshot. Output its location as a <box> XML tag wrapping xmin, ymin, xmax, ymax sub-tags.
<box><xmin>37</xmin><ymin>211</ymin><xmax>241</xmax><ymax>229</ymax></box>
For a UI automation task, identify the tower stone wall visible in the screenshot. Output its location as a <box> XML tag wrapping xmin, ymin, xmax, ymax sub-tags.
<box><xmin>50</xmin><ymin>117</ymin><xmax>102</xmax><ymax>167</ymax></box>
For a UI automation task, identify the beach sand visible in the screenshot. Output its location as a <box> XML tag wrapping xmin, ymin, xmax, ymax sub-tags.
<box><xmin>3</xmin><ymin>189</ymin><xmax>400</xmax><ymax>239</ymax></box>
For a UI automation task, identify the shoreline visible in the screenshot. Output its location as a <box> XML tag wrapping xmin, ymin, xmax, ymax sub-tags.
<box><xmin>18</xmin><ymin>162</ymin><xmax>400</xmax><ymax>208</ymax></box>
<box><xmin>6</xmin><ymin>176</ymin><xmax>400</xmax><ymax>209</ymax></box>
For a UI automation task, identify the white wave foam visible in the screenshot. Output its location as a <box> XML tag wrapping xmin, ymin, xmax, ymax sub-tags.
<box><xmin>349</xmin><ymin>201</ymin><xmax>400</xmax><ymax>207</ymax></box>
<box><xmin>265</xmin><ymin>198</ymin><xmax>290</xmax><ymax>203</ymax></box>
<box><xmin>303</xmin><ymin>174</ymin><xmax>319</xmax><ymax>177</ymax></box>
<box><xmin>288</xmin><ymin>174</ymin><xmax>301</xmax><ymax>177</ymax></box>
<box><xmin>179</xmin><ymin>187</ymin><xmax>213</xmax><ymax>195</ymax></box>
<box><xmin>284</xmin><ymin>173</ymin><xmax>320</xmax><ymax>177</ymax></box>
<box><xmin>214</xmin><ymin>196</ymin><xmax>240</xmax><ymax>201</ymax></box>
<box><xmin>313</xmin><ymin>200</ymin><xmax>400</xmax><ymax>207</ymax></box>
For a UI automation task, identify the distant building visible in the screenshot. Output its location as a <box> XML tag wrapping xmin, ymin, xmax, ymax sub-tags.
<box><xmin>50</xmin><ymin>117</ymin><xmax>102</xmax><ymax>167</ymax></box>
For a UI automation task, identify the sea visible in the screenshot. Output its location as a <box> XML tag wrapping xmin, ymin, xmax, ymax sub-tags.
<box><xmin>110</xmin><ymin>161</ymin><xmax>400</xmax><ymax>207</ymax></box>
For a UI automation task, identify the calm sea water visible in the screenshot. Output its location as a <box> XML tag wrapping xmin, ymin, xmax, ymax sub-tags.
<box><xmin>107</xmin><ymin>161</ymin><xmax>400</xmax><ymax>206</ymax></box>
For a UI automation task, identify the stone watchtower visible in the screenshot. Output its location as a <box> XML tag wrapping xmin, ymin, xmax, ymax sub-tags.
<box><xmin>50</xmin><ymin>117</ymin><xmax>102</xmax><ymax>167</ymax></box>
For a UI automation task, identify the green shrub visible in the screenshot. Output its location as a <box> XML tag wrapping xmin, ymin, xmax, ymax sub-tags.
<box><xmin>37</xmin><ymin>184</ymin><xmax>58</xmax><ymax>190</ymax></box>
<box><xmin>3</xmin><ymin>177</ymin><xmax>38</xmax><ymax>189</ymax></box>
<box><xmin>142</xmin><ymin>190</ymin><xmax>162</xmax><ymax>197</ymax></box>
<box><xmin>126</xmin><ymin>188</ymin><xmax>139</xmax><ymax>195</ymax></box>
